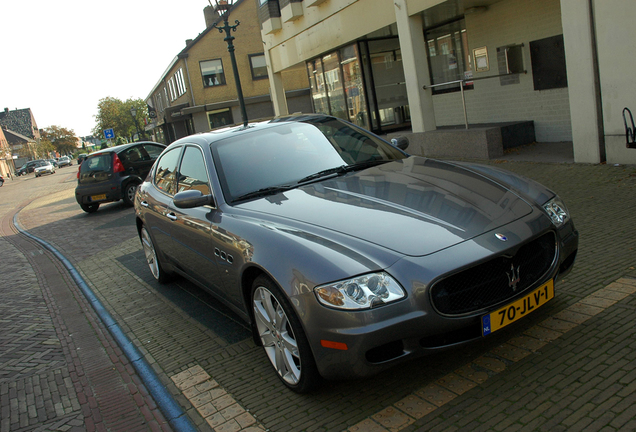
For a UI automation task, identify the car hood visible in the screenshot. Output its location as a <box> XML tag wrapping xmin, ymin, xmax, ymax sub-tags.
<box><xmin>236</xmin><ymin>157</ymin><xmax>535</xmax><ymax>256</ymax></box>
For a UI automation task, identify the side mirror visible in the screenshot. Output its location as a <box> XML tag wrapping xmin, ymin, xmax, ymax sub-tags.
<box><xmin>391</xmin><ymin>136</ymin><xmax>409</xmax><ymax>150</ymax></box>
<box><xmin>173</xmin><ymin>190</ymin><xmax>214</xmax><ymax>209</ymax></box>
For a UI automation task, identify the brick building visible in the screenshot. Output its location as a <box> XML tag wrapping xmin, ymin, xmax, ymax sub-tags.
<box><xmin>145</xmin><ymin>0</ymin><xmax>311</xmax><ymax>144</ymax></box>
<box><xmin>259</xmin><ymin>0</ymin><xmax>636</xmax><ymax>165</ymax></box>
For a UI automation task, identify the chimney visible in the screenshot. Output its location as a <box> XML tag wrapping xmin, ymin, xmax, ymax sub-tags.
<box><xmin>204</xmin><ymin>5</ymin><xmax>219</xmax><ymax>28</ymax></box>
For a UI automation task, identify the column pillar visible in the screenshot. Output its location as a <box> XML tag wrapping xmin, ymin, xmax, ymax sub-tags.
<box><xmin>394</xmin><ymin>0</ymin><xmax>436</xmax><ymax>133</ymax></box>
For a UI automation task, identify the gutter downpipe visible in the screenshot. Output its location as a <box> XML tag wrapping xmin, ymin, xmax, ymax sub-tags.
<box><xmin>588</xmin><ymin>0</ymin><xmax>606</xmax><ymax>162</ymax></box>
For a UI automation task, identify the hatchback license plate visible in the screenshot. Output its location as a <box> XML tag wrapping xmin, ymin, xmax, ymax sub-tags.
<box><xmin>482</xmin><ymin>279</ymin><xmax>554</xmax><ymax>336</ymax></box>
<box><xmin>90</xmin><ymin>194</ymin><xmax>107</xmax><ymax>202</ymax></box>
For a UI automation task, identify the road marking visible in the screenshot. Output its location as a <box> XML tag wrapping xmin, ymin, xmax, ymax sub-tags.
<box><xmin>170</xmin><ymin>365</ymin><xmax>265</xmax><ymax>431</ymax></box>
<box><xmin>347</xmin><ymin>277</ymin><xmax>636</xmax><ymax>432</ymax></box>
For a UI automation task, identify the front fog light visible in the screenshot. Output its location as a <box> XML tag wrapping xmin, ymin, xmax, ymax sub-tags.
<box><xmin>543</xmin><ymin>196</ymin><xmax>570</xmax><ymax>227</ymax></box>
<box><xmin>314</xmin><ymin>272</ymin><xmax>405</xmax><ymax>310</ymax></box>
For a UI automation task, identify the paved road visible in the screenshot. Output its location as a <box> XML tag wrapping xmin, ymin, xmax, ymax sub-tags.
<box><xmin>1</xmin><ymin>158</ymin><xmax>636</xmax><ymax>432</ymax></box>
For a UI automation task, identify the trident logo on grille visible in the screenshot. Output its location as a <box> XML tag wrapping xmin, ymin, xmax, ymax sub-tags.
<box><xmin>507</xmin><ymin>264</ymin><xmax>521</xmax><ymax>291</ymax></box>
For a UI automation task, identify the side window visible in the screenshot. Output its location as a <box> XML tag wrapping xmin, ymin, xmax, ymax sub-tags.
<box><xmin>121</xmin><ymin>147</ymin><xmax>143</xmax><ymax>163</ymax></box>
<box><xmin>178</xmin><ymin>146</ymin><xmax>211</xmax><ymax>196</ymax></box>
<box><xmin>153</xmin><ymin>147</ymin><xmax>181</xmax><ymax>196</ymax></box>
<box><xmin>143</xmin><ymin>144</ymin><xmax>166</xmax><ymax>160</ymax></box>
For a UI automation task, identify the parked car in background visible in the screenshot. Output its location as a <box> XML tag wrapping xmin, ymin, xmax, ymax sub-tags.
<box><xmin>134</xmin><ymin>114</ymin><xmax>579</xmax><ymax>393</ymax></box>
<box><xmin>34</xmin><ymin>161</ymin><xmax>56</xmax><ymax>177</ymax></box>
<box><xmin>16</xmin><ymin>160</ymin><xmax>45</xmax><ymax>176</ymax></box>
<box><xmin>58</xmin><ymin>156</ymin><xmax>72</xmax><ymax>167</ymax></box>
<box><xmin>47</xmin><ymin>159</ymin><xmax>59</xmax><ymax>168</ymax></box>
<box><xmin>77</xmin><ymin>153</ymin><xmax>88</xmax><ymax>164</ymax></box>
<box><xmin>75</xmin><ymin>142</ymin><xmax>166</xmax><ymax>213</ymax></box>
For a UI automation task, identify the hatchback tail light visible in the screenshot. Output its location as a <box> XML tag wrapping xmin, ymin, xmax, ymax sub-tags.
<box><xmin>113</xmin><ymin>153</ymin><xmax>125</xmax><ymax>173</ymax></box>
<box><xmin>77</xmin><ymin>165</ymin><xmax>80</xmax><ymax>179</ymax></box>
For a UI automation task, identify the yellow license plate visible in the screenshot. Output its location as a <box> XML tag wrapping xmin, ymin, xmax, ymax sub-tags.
<box><xmin>90</xmin><ymin>194</ymin><xmax>107</xmax><ymax>201</ymax></box>
<box><xmin>482</xmin><ymin>279</ymin><xmax>554</xmax><ymax>336</ymax></box>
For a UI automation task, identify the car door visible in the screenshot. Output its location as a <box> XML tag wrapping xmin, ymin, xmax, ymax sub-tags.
<box><xmin>167</xmin><ymin>145</ymin><xmax>224</xmax><ymax>292</ymax></box>
<box><xmin>139</xmin><ymin>146</ymin><xmax>183</xmax><ymax>262</ymax></box>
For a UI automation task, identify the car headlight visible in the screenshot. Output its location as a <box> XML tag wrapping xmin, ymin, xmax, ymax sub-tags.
<box><xmin>543</xmin><ymin>196</ymin><xmax>570</xmax><ymax>227</ymax></box>
<box><xmin>314</xmin><ymin>272</ymin><xmax>405</xmax><ymax>310</ymax></box>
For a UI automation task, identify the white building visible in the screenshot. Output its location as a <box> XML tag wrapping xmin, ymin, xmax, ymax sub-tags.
<box><xmin>259</xmin><ymin>0</ymin><xmax>636</xmax><ymax>164</ymax></box>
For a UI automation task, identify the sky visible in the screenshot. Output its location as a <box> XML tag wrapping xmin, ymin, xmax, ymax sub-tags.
<box><xmin>1</xmin><ymin>1</ymin><xmax>211</xmax><ymax>138</ymax></box>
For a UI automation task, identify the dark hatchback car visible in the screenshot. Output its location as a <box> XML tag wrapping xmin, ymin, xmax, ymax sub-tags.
<box><xmin>75</xmin><ymin>142</ymin><xmax>166</xmax><ymax>213</ymax></box>
<box><xmin>17</xmin><ymin>159</ymin><xmax>46</xmax><ymax>176</ymax></box>
<box><xmin>134</xmin><ymin>115</ymin><xmax>578</xmax><ymax>393</ymax></box>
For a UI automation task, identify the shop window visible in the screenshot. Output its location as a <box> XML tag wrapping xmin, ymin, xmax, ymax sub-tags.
<box><xmin>425</xmin><ymin>19</ymin><xmax>473</xmax><ymax>94</ymax></box>
<box><xmin>201</xmin><ymin>59</ymin><xmax>226</xmax><ymax>88</ymax></box>
<box><xmin>208</xmin><ymin>108</ymin><xmax>233</xmax><ymax>130</ymax></box>
<box><xmin>249</xmin><ymin>54</ymin><xmax>268</xmax><ymax>80</ymax></box>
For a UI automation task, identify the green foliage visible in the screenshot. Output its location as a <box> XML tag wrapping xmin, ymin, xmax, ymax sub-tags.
<box><xmin>41</xmin><ymin>126</ymin><xmax>78</xmax><ymax>155</ymax></box>
<box><xmin>93</xmin><ymin>97</ymin><xmax>147</xmax><ymax>141</ymax></box>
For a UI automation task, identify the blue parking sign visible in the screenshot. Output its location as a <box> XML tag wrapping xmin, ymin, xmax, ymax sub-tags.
<box><xmin>104</xmin><ymin>128</ymin><xmax>115</xmax><ymax>139</ymax></box>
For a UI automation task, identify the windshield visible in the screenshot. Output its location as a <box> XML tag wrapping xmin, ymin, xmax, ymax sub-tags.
<box><xmin>78</xmin><ymin>153</ymin><xmax>113</xmax><ymax>184</ymax></box>
<box><xmin>211</xmin><ymin>117</ymin><xmax>406</xmax><ymax>203</ymax></box>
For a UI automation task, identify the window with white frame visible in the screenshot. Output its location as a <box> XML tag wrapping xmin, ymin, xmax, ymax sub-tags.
<box><xmin>167</xmin><ymin>77</ymin><xmax>177</xmax><ymax>101</ymax></box>
<box><xmin>175</xmin><ymin>68</ymin><xmax>187</xmax><ymax>97</ymax></box>
<box><xmin>200</xmin><ymin>59</ymin><xmax>226</xmax><ymax>87</ymax></box>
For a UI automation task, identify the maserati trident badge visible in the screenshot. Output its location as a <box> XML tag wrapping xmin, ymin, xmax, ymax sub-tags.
<box><xmin>507</xmin><ymin>264</ymin><xmax>521</xmax><ymax>291</ymax></box>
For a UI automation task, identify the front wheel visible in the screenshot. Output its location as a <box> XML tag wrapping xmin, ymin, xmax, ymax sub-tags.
<box><xmin>123</xmin><ymin>182</ymin><xmax>139</xmax><ymax>206</ymax></box>
<box><xmin>140</xmin><ymin>226</ymin><xmax>172</xmax><ymax>283</ymax></box>
<box><xmin>252</xmin><ymin>275</ymin><xmax>319</xmax><ymax>393</ymax></box>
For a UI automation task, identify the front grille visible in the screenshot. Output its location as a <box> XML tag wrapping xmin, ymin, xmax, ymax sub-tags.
<box><xmin>431</xmin><ymin>232</ymin><xmax>556</xmax><ymax>315</ymax></box>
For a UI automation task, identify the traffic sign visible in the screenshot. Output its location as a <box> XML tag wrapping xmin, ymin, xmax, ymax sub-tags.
<box><xmin>104</xmin><ymin>128</ymin><xmax>115</xmax><ymax>139</ymax></box>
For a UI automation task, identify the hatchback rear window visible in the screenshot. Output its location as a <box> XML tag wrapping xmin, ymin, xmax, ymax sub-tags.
<box><xmin>79</xmin><ymin>154</ymin><xmax>113</xmax><ymax>184</ymax></box>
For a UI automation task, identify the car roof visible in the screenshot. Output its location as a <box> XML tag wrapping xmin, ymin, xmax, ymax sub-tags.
<box><xmin>88</xmin><ymin>141</ymin><xmax>166</xmax><ymax>157</ymax></box>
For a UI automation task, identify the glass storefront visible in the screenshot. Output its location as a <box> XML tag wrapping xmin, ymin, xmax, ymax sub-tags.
<box><xmin>425</xmin><ymin>19</ymin><xmax>472</xmax><ymax>93</ymax></box>
<box><xmin>307</xmin><ymin>37</ymin><xmax>411</xmax><ymax>134</ymax></box>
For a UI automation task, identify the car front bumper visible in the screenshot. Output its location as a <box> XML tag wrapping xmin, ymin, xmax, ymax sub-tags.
<box><xmin>295</xmin><ymin>218</ymin><xmax>578</xmax><ymax>380</ymax></box>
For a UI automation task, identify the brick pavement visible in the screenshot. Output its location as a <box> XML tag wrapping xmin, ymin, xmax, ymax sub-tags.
<box><xmin>0</xmin><ymin>174</ymin><xmax>172</xmax><ymax>431</ymax></box>
<box><xmin>1</xmin><ymin>159</ymin><xmax>635</xmax><ymax>431</ymax></box>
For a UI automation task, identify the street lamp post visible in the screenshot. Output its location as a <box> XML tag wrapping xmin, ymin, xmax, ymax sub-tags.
<box><xmin>130</xmin><ymin>107</ymin><xmax>142</xmax><ymax>142</ymax></box>
<box><xmin>210</xmin><ymin>0</ymin><xmax>248</xmax><ymax>127</ymax></box>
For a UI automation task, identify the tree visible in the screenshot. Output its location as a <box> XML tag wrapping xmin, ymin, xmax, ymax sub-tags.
<box><xmin>41</xmin><ymin>126</ymin><xmax>78</xmax><ymax>156</ymax></box>
<box><xmin>93</xmin><ymin>97</ymin><xmax>148</xmax><ymax>142</ymax></box>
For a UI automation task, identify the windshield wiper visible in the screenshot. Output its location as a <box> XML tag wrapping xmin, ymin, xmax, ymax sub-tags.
<box><xmin>297</xmin><ymin>165</ymin><xmax>347</xmax><ymax>183</ymax></box>
<box><xmin>234</xmin><ymin>185</ymin><xmax>294</xmax><ymax>202</ymax></box>
<box><xmin>297</xmin><ymin>160</ymin><xmax>388</xmax><ymax>184</ymax></box>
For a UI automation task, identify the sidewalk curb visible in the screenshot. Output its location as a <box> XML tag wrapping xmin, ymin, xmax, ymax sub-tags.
<box><xmin>13</xmin><ymin>213</ymin><xmax>197</xmax><ymax>432</ymax></box>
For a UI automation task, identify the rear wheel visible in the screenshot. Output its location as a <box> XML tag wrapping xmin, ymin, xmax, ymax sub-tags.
<box><xmin>123</xmin><ymin>182</ymin><xmax>139</xmax><ymax>206</ymax></box>
<box><xmin>252</xmin><ymin>275</ymin><xmax>319</xmax><ymax>393</ymax></box>
<box><xmin>140</xmin><ymin>226</ymin><xmax>171</xmax><ymax>283</ymax></box>
<box><xmin>80</xmin><ymin>203</ymin><xmax>99</xmax><ymax>213</ymax></box>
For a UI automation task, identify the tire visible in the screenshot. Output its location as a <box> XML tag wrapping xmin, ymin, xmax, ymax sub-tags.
<box><xmin>140</xmin><ymin>226</ymin><xmax>171</xmax><ymax>283</ymax></box>
<box><xmin>123</xmin><ymin>182</ymin><xmax>139</xmax><ymax>207</ymax></box>
<box><xmin>252</xmin><ymin>275</ymin><xmax>319</xmax><ymax>393</ymax></box>
<box><xmin>80</xmin><ymin>203</ymin><xmax>99</xmax><ymax>213</ymax></box>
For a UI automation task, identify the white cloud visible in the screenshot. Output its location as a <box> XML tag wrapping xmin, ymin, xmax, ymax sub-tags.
<box><xmin>0</xmin><ymin>0</ymin><xmax>209</xmax><ymax>137</ymax></box>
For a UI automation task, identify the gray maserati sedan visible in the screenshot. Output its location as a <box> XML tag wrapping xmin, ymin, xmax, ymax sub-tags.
<box><xmin>134</xmin><ymin>114</ymin><xmax>578</xmax><ymax>393</ymax></box>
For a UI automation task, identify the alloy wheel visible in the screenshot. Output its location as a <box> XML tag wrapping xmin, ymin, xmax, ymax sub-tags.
<box><xmin>253</xmin><ymin>286</ymin><xmax>301</xmax><ymax>386</ymax></box>
<box><xmin>141</xmin><ymin>227</ymin><xmax>160</xmax><ymax>280</ymax></box>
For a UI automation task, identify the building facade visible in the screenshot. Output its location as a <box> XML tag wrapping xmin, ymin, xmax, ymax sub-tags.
<box><xmin>145</xmin><ymin>0</ymin><xmax>312</xmax><ymax>144</ymax></box>
<box><xmin>260</xmin><ymin>0</ymin><xmax>636</xmax><ymax>164</ymax></box>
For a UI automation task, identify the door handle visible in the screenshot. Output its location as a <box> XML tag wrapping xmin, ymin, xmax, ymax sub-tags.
<box><xmin>140</xmin><ymin>201</ymin><xmax>149</xmax><ymax>207</ymax></box>
<box><xmin>165</xmin><ymin>212</ymin><xmax>177</xmax><ymax>221</ymax></box>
